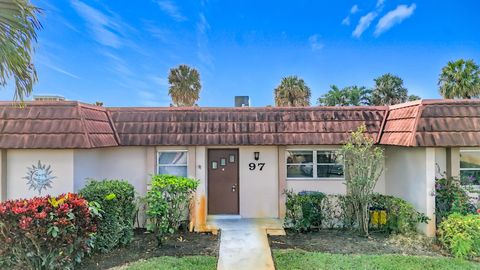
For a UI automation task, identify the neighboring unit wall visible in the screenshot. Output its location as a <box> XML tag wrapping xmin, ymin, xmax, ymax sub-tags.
<box><xmin>6</xmin><ymin>149</ymin><xmax>74</xmax><ymax>200</ymax></box>
<box><xmin>435</xmin><ymin>148</ymin><xmax>447</xmax><ymax>179</ymax></box>
<box><xmin>74</xmin><ymin>146</ymin><xmax>154</xmax><ymax>196</ymax></box>
<box><xmin>0</xmin><ymin>150</ymin><xmax>7</xmax><ymax>201</ymax></box>
<box><xmin>239</xmin><ymin>146</ymin><xmax>279</xmax><ymax>218</ymax></box>
<box><xmin>384</xmin><ymin>146</ymin><xmax>436</xmax><ymax>236</ymax></box>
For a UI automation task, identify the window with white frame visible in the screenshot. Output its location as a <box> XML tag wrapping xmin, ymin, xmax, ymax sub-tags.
<box><xmin>460</xmin><ymin>150</ymin><xmax>480</xmax><ymax>185</ymax></box>
<box><xmin>157</xmin><ymin>151</ymin><xmax>188</xmax><ymax>177</ymax></box>
<box><xmin>286</xmin><ymin>150</ymin><xmax>344</xmax><ymax>179</ymax></box>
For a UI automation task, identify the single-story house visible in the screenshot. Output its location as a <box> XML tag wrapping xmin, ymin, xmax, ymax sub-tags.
<box><xmin>0</xmin><ymin>99</ymin><xmax>479</xmax><ymax>236</ymax></box>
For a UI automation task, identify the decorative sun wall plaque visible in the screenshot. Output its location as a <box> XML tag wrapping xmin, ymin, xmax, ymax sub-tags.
<box><xmin>23</xmin><ymin>161</ymin><xmax>56</xmax><ymax>195</ymax></box>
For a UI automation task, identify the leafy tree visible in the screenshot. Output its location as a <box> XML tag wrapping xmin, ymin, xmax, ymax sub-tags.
<box><xmin>371</xmin><ymin>73</ymin><xmax>408</xmax><ymax>105</ymax></box>
<box><xmin>438</xmin><ymin>59</ymin><xmax>480</xmax><ymax>99</ymax></box>
<box><xmin>318</xmin><ymin>85</ymin><xmax>347</xmax><ymax>106</ymax></box>
<box><xmin>0</xmin><ymin>0</ymin><xmax>41</xmax><ymax>101</ymax></box>
<box><xmin>274</xmin><ymin>76</ymin><xmax>311</xmax><ymax>106</ymax></box>
<box><xmin>318</xmin><ymin>85</ymin><xmax>370</xmax><ymax>106</ymax></box>
<box><xmin>346</xmin><ymin>86</ymin><xmax>371</xmax><ymax>106</ymax></box>
<box><xmin>343</xmin><ymin>125</ymin><xmax>384</xmax><ymax>237</ymax></box>
<box><xmin>168</xmin><ymin>64</ymin><xmax>201</xmax><ymax>106</ymax></box>
<box><xmin>408</xmin><ymin>94</ymin><xmax>421</xmax><ymax>102</ymax></box>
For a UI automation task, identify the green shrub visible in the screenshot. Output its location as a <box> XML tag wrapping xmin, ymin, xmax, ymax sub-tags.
<box><xmin>370</xmin><ymin>194</ymin><xmax>429</xmax><ymax>234</ymax></box>
<box><xmin>146</xmin><ymin>174</ymin><xmax>198</xmax><ymax>245</ymax></box>
<box><xmin>438</xmin><ymin>213</ymin><xmax>480</xmax><ymax>259</ymax></box>
<box><xmin>80</xmin><ymin>179</ymin><xmax>136</xmax><ymax>253</ymax></box>
<box><xmin>435</xmin><ymin>177</ymin><xmax>476</xmax><ymax>226</ymax></box>
<box><xmin>284</xmin><ymin>190</ymin><xmax>326</xmax><ymax>232</ymax></box>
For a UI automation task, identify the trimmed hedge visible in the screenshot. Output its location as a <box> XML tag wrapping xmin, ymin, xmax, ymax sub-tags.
<box><xmin>146</xmin><ymin>174</ymin><xmax>198</xmax><ymax>245</ymax></box>
<box><xmin>80</xmin><ymin>179</ymin><xmax>136</xmax><ymax>253</ymax></box>
<box><xmin>284</xmin><ymin>192</ymin><xmax>428</xmax><ymax>235</ymax></box>
<box><xmin>0</xmin><ymin>194</ymin><xmax>99</xmax><ymax>269</ymax></box>
<box><xmin>284</xmin><ymin>190</ymin><xmax>326</xmax><ymax>232</ymax></box>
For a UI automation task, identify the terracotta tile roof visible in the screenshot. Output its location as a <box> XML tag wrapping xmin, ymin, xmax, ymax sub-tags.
<box><xmin>379</xmin><ymin>99</ymin><xmax>480</xmax><ymax>147</ymax></box>
<box><xmin>1</xmin><ymin>99</ymin><xmax>480</xmax><ymax>148</ymax></box>
<box><xmin>108</xmin><ymin>106</ymin><xmax>387</xmax><ymax>146</ymax></box>
<box><xmin>0</xmin><ymin>101</ymin><xmax>118</xmax><ymax>149</ymax></box>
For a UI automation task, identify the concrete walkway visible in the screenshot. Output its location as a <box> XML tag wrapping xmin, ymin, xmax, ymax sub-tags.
<box><xmin>209</xmin><ymin>218</ymin><xmax>283</xmax><ymax>270</ymax></box>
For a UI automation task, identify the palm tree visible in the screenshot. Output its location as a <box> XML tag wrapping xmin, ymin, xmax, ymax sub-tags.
<box><xmin>371</xmin><ymin>73</ymin><xmax>408</xmax><ymax>105</ymax></box>
<box><xmin>0</xmin><ymin>0</ymin><xmax>41</xmax><ymax>100</ymax></box>
<box><xmin>318</xmin><ymin>85</ymin><xmax>347</xmax><ymax>106</ymax></box>
<box><xmin>168</xmin><ymin>64</ymin><xmax>201</xmax><ymax>107</ymax></box>
<box><xmin>274</xmin><ymin>76</ymin><xmax>311</xmax><ymax>107</ymax></box>
<box><xmin>438</xmin><ymin>59</ymin><xmax>480</xmax><ymax>99</ymax></box>
<box><xmin>343</xmin><ymin>86</ymin><xmax>371</xmax><ymax>106</ymax></box>
<box><xmin>318</xmin><ymin>85</ymin><xmax>370</xmax><ymax>106</ymax></box>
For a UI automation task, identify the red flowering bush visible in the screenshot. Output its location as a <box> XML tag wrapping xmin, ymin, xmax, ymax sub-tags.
<box><xmin>0</xmin><ymin>193</ymin><xmax>100</xmax><ymax>269</ymax></box>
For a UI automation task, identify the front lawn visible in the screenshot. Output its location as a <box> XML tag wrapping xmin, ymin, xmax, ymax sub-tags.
<box><xmin>274</xmin><ymin>250</ymin><xmax>480</xmax><ymax>270</ymax></box>
<box><xmin>117</xmin><ymin>256</ymin><xmax>217</xmax><ymax>270</ymax></box>
<box><xmin>79</xmin><ymin>229</ymin><xmax>219</xmax><ymax>269</ymax></box>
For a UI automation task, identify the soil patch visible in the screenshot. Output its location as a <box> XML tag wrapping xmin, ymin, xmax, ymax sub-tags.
<box><xmin>269</xmin><ymin>230</ymin><xmax>443</xmax><ymax>257</ymax></box>
<box><xmin>79</xmin><ymin>229</ymin><xmax>219</xmax><ymax>270</ymax></box>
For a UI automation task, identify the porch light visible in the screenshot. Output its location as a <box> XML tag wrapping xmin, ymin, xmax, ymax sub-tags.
<box><xmin>254</xmin><ymin>152</ymin><xmax>260</xmax><ymax>161</ymax></box>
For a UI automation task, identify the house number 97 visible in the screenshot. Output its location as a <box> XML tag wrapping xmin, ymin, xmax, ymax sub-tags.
<box><xmin>249</xmin><ymin>163</ymin><xmax>265</xmax><ymax>171</ymax></box>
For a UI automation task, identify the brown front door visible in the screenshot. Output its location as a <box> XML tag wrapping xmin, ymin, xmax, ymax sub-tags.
<box><xmin>208</xmin><ymin>149</ymin><xmax>239</xmax><ymax>215</ymax></box>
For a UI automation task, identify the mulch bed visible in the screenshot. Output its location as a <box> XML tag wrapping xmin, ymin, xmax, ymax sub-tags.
<box><xmin>269</xmin><ymin>230</ymin><xmax>443</xmax><ymax>257</ymax></box>
<box><xmin>79</xmin><ymin>229</ymin><xmax>219</xmax><ymax>270</ymax></box>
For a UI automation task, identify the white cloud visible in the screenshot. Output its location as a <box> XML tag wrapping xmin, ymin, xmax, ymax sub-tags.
<box><xmin>342</xmin><ymin>4</ymin><xmax>360</xmax><ymax>26</ymax></box>
<box><xmin>138</xmin><ymin>90</ymin><xmax>170</xmax><ymax>106</ymax></box>
<box><xmin>352</xmin><ymin>12</ymin><xmax>377</xmax><ymax>38</ymax></box>
<box><xmin>197</xmin><ymin>12</ymin><xmax>213</xmax><ymax>66</ymax></box>
<box><xmin>155</xmin><ymin>0</ymin><xmax>186</xmax><ymax>22</ymax></box>
<box><xmin>351</xmin><ymin>4</ymin><xmax>360</xmax><ymax>14</ymax></box>
<box><xmin>36</xmin><ymin>54</ymin><xmax>80</xmax><ymax>79</ymax></box>
<box><xmin>376</xmin><ymin>0</ymin><xmax>385</xmax><ymax>8</ymax></box>
<box><xmin>308</xmin><ymin>34</ymin><xmax>324</xmax><ymax>51</ymax></box>
<box><xmin>70</xmin><ymin>0</ymin><xmax>126</xmax><ymax>48</ymax></box>
<box><xmin>150</xmin><ymin>76</ymin><xmax>169</xmax><ymax>87</ymax></box>
<box><xmin>374</xmin><ymin>4</ymin><xmax>416</xmax><ymax>36</ymax></box>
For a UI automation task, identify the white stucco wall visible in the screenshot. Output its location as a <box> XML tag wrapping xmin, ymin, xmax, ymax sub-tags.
<box><xmin>6</xmin><ymin>149</ymin><xmax>74</xmax><ymax>200</ymax></box>
<box><xmin>74</xmin><ymin>147</ymin><xmax>153</xmax><ymax>196</ymax></box>
<box><xmin>435</xmin><ymin>148</ymin><xmax>447</xmax><ymax>179</ymax></box>
<box><xmin>384</xmin><ymin>146</ymin><xmax>436</xmax><ymax>236</ymax></box>
<box><xmin>239</xmin><ymin>146</ymin><xmax>279</xmax><ymax>218</ymax></box>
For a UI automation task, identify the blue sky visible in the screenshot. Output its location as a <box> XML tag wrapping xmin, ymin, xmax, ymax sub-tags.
<box><xmin>1</xmin><ymin>0</ymin><xmax>479</xmax><ymax>106</ymax></box>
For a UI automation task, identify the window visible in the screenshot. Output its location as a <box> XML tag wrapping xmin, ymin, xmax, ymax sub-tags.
<box><xmin>286</xmin><ymin>150</ymin><xmax>344</xmax><ymax>179</ymax></box>
<box><xmin>460</xmin><ymin>150</ymin><xmax>480</xmax><ymax>185</ymax></box>
<box><xmin>157</xmin><ymin>151</ymin><xmax>188</xmax><ymax>177</ymax></box>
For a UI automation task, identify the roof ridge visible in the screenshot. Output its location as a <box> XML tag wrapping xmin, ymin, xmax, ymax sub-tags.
<box><xmin>408</xmin><ymin>103</ymin><xmax>424</xmax><ymax>147</ymax></box>
<box><xmin>76</xmin><ymin>103</ymin><xmax>93</xmax><ymax>148</ymax></box>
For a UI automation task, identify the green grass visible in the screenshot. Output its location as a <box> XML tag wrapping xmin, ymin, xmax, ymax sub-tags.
<box><xmin>274</xmin><ymin>250</ymin><xmax>480</xmax><ymax>270</ymax></box>
<box><xmin>122</xmin><ymin>256</ymin><xmax>217</xmax><ymax>270</ymax></box>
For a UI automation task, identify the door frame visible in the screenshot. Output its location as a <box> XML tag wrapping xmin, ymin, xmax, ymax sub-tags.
<box><xmin>207</xmin><ymin>148</ymin><xmax>240</xmax><ymax>215</ymax></box>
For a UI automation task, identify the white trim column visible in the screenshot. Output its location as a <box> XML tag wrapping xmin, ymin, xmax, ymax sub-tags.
<box><xmin>424</xmin><ymin>147</ymin><xmax>436</xmax><ymax>237</ymax></box>
<box><xmin>0</xmin><ymin>149</ymin><xmax>6</xmax><ymax>201</ymax></box>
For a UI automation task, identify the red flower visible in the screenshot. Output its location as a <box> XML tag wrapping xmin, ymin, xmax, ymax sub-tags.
<box><xmin>477</xmin><ymin>209</ymin><xmax>480</xmax><ymax>214</ymax></box>
<box><xmin>12</xmin><ymin>206</ymin><xmax>27</xmax><ymax>214</ymax></box>
<box><xmin>34</xmin><ymin>211</ymin><xmax>47</xmax><ymax>219</ymax></box>
<box><xmin>19</xmin><ymin>216</ymin><xmax>33</xmax><ymax>230</ymax></box>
